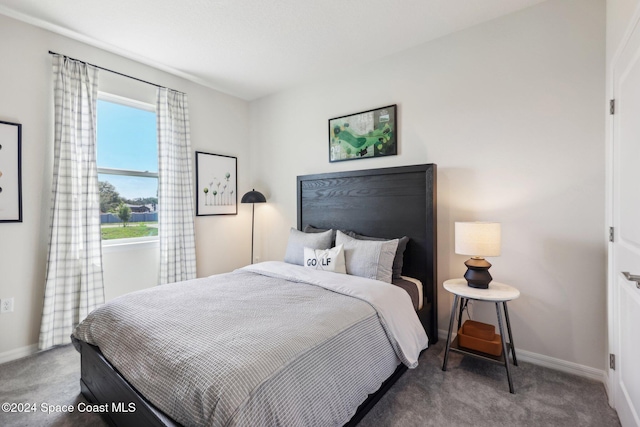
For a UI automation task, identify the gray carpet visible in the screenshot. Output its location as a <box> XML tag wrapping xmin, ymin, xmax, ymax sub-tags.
<box><xmin>0</xmin><ymin>341</ymin><xmax>620</xmax><ymax>427</ymax></box>
<box><xmin>0</xmin><ymin>344</ymin><xmax>107</xmax><ymax>427</ymax></box>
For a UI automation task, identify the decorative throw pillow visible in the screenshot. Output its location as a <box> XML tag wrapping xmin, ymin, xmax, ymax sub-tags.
<box><xmin>335</xmin><ymin>230</ymin><xmax>398</xmax><ymax>283</ymax></box>
<box><xmin>284</xmin><ymin>227</ymin><xmax>333</xmax><ymax>266</ymax></box>
<box><xmin>303</xmin><ymin>245</ymin><xmax>346</xmax><ymax>274</ymax></box>
<box><xmin>348</xmin><ymin>232</ymin><xmax>410</xmax><ymax>279</ymax></box>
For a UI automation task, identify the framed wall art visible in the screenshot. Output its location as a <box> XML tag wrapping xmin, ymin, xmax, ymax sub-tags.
<box><xmin>329</xmin><ymin>104</ymin><xmax>397</xmax><ymax>163</ymax></box>
<box><xmin>0</xmin><ymin>121</ymin><xmax>22</xmax><ymax>223</ymax></box>
<box><xmin>195</xmin><ymin>152</ymin><xmax>237</xmax><ymax>216</ymax></box>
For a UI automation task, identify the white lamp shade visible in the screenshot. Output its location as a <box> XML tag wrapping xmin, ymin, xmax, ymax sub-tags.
<box><xmin>455</xmin><ymin>222</ymin><xmax>501</xmax><ymax>257</ymax></box>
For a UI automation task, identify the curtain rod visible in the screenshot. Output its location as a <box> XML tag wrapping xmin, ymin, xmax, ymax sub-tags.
<box><xmin>48</xmin><ymin>50</ymin><xmax>185</xmax><ymax>95</ymax></box>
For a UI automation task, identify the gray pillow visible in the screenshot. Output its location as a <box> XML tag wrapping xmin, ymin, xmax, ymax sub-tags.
<box><xmin>335</xmin><ymin>230</ymin><xmax>398</xmax><ymax>283</ymax></box>
<box><xmin>348</xmin><ymin>232</ymin><xmax>410</xmax><ymax>279</ymax></box>
<box><xmin>284</xmin><ymin>228</ymin><xmax>333</xmax><ymax>266</ymax></box>
<box><xmin>303</xmin><ymin>224</ymin><xmax>355</xmax><ymax>246</ymax></box>
<box><xmin>303</xmin><ymin>224</ymin><xmax>337</xmax><ymax>245</ymax></box>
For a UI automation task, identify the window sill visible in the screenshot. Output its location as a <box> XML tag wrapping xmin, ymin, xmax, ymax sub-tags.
<box><xmin>102</xmin><ymin>237</ymin><xmax>159</xmax><ymax>253</ymax></box>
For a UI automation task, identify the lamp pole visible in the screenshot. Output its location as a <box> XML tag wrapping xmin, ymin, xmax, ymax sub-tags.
<box><xmin>250</xmin><ymin>202</ymin><xmax>256</xmax><ymax>264</ymax></box>
<box><xmin>241</xmin><ymin>189</ymin><xmax>266</xmax><ymax>264</ymax></box>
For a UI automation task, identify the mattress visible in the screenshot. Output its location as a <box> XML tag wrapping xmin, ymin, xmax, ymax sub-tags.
<box><xmin>73</xmin><ymin>261</ymin><xmax>428</xmax><ymax>427</ymax></box>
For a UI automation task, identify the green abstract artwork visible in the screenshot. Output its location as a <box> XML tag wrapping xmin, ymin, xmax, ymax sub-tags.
<box><xmin>329</xmin><ymin>105</ymin><xmax>396</xmax><ymax>162</ymax></box>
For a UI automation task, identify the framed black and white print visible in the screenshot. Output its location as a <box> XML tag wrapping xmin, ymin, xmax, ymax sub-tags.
<box><xmin>0</xmin><ymin>121</ymin><xmax>22</xmax><ymax>223</ymax></box>
<box><xmin>195</xmin><ymin>152</ymin><xmax>237</xmax><ymax>216</ymax></box>
<box><xmin>329</xmin><ymin>104</ymin><xmax>397</xmax><ymax>162</ymax></box>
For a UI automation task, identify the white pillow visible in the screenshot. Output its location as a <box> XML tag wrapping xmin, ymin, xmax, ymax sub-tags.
<box><xmin>284</xmin><ymin>227</ymin><xmax>333</xmax><ymax>266</ymax></box>
<box><xmin>335</xmin><ymin>230</ymin><xmax>398</xmax><ymax>283</ymax></box>
<box><xmin>303</xmin><ymin>244</ymin><xmax>346</xmax><ymax>274</ymax></box>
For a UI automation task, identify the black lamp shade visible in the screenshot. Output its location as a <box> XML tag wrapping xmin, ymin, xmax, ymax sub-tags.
<box><xmin>241</xmin><ymin>189</ymin><xmax>266</xmax><ymax>204</ymax></box>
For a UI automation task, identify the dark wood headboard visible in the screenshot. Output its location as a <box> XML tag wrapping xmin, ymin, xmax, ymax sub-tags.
<box><xmin>297</xmin><ymin>164</ymin><xmax>438</xmax><ymax>343</ymax></box>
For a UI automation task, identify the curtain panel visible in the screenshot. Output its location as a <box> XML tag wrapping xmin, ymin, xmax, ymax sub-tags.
<box><xmin>39</xmin><ymin>55</ymin><xmax>104</xmax><ymax>350</ymax></box>
<box><xmin>157</xmin><ymin>88</ymin><xmax>197</xmax><ymax>284</ymax></box>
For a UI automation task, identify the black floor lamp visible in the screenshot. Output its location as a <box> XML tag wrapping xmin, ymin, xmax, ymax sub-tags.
<box><xmin>241</xmin><ymin>189</ymin><xmax>266</xmax><ymax>264</ymax></box>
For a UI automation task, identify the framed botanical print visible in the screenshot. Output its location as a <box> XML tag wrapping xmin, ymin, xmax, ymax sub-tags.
<box><xmin>195</xmin><ymin>152</ymin><xmax>237</xmax><ymax>215</ymax></box>
<box><xmin>0</xmin><ymin>121</ymin><xmax>22</xmax><ymax>222</ymax></box>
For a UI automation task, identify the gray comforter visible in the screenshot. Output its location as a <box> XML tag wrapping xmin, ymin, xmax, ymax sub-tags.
<box><xmin>73</xmin><ymin>262</ymin><xmax>427</xmax><ymax>427</ymax></box>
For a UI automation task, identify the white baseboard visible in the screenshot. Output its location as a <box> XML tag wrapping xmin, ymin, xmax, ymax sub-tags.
<box><xmin>437</xmin><ymin>329</ymin><xmax>607</xmax><ymax>385</ymax></box>
<box><xmin>0</xmin><ymin>344</ymin><xmax>39</xmax><ymax>365</ymax></box>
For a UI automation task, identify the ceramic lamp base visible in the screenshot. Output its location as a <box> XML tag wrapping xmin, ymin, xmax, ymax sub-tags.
<box><xmin>464</xmin><ymin>257</ymin><xmax>492</xmax><ymax>289</ymax></box>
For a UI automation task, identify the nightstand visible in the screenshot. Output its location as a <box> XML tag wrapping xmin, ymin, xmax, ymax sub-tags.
<box><xmin>442</xmin><ymin>278</ymin><xmax>520</xmax><ymax>393</ymax></box>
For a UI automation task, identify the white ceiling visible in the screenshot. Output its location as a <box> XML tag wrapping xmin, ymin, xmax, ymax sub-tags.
<box><xmin>0</xmin><ymin>0</ymin><xmax>547</xmax><ymax>100</ymax></box>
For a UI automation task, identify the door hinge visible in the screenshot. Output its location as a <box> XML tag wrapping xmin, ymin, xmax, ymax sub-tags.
<box><xmin>610</xmin><ymin>99</ymin><xmax>615</xmax><ymax>115</ymax></box>
<box><xmin>609</xmin><ymin>227</ymin><xmax>614</xmax><ymax>243</ymax></box>
<box><xmin>610</xmin><ymin>353</ymin><xmax>615</xmax><ymax>370</ymax></box>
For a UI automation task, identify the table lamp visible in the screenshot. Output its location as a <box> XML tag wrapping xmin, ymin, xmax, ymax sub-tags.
<box><xmin>455</xmin><ymin>222</ymin><xmax>501</xmax><ymax>289</ymax></box>
<box><xmin>241</xmin><ymin>189</ymin><xmax>266</xmax><ymax>264</ymax></box>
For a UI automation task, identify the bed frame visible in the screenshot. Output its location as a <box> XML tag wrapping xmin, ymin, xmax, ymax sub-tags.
<box><xmin>297</xmin><ymin>164</ymin><xmax>438</xmax><ymax>343</ymax></box>
<box><xmin>78</xmin><ymin>163</ymin><xmax>437</xmax><ymax>427</ymax></box>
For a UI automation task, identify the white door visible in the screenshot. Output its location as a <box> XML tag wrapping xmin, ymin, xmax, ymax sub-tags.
<box><xmin>611</xmin><ymin>12</ymin><xmax>640</xmax><ymax>427</ymax></box>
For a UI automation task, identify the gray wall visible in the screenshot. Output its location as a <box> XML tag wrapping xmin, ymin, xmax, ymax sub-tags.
<box><xmin>250</xmin><ymin>0</ymin><xmax>607</xmax><ymax>370</ymax></box>
<box><xmin>0</xmin><ymin>14</ymin><xmax>251</xmax><ymax>359</ymax></box>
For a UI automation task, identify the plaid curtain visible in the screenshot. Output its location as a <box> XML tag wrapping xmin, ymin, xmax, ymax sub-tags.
<box><xmin>39</xmin><ymin>55</ymin><xmax>104</xmax><ymax>350</ymax></box>
<box><xmin>157</xmin><ymin>88</ymin><xmax>197</xmax><ymax>284</ymax></box>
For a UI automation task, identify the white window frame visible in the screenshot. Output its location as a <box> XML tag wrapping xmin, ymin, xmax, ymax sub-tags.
<box><xmin>97</xmin><ymin>92</ymin><xmax>159</xmax><ymax>248</ymax></box>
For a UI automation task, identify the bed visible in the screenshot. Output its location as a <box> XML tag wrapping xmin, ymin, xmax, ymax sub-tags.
<box><xmin>73</xmin><ymin>163</ymin><xmax>437</xmax><ymax>427</ymax></box>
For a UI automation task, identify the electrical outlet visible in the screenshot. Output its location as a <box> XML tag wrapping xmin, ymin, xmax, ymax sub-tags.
<box><xmin>0</xmin><ymin>297</ymin><xmax>14</xmax><ymax>314</ymax></box>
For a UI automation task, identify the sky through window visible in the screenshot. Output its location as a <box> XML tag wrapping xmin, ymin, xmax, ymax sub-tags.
<box><xmin>97</xmin><ymin>98</ymin><xmax>157</xmax><ymax>201</ymax></box>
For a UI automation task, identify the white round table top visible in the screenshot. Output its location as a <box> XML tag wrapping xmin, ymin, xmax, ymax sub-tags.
<box><xmin>443</xmin><ymin>278</ymin><xmax>520</xmax><ymax>301</ymax></box>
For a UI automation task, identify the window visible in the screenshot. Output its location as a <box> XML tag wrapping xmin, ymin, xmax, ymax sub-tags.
<box><xmin>97</xmin><ymin>93</ymin><xmax>158</xmax><ymax>243</ymax></box>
